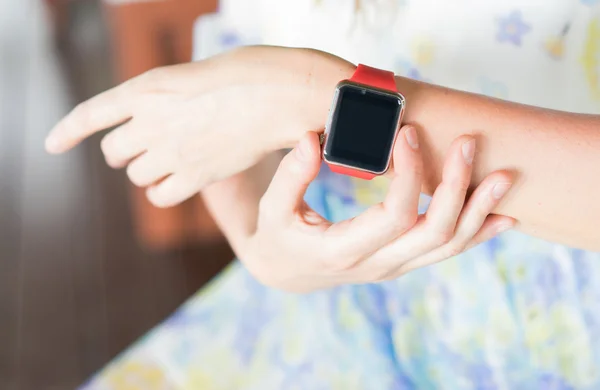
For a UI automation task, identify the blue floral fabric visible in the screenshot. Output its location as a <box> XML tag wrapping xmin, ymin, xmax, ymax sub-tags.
<box><xmin>82</xmin><ymin>1</ymin><xmax>600</xmax><ymax>389</ymax></box>
<box><xmin>81</xmin><ymin>167</ymin><xmax>600</xmax><ymax>390</ymax></box>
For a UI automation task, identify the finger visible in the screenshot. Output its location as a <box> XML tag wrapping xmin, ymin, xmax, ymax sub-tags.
<box><xmin>331</xmin><ymin>125</ymin><xmax>423</xmax><ymax>258</ymax></box>
<box><xmin>126</xmin><ymin>146</ymin><xmax>177</xmax><ymax>187</ymax></box>
<box><xmin>347</xmin><ymin>135</ymin><xmax>475</xmax><ymax>274</ymax></box>
<box><xmin>384</xmin><ymin>125</ymin><xmax>423</xmax><ymax>219</ymax></box>
<box><xmin>259</xmin><ymin>132</ymin><xmax>322</xmax><ymax>223</ymax></box>
<box><xmin>383</xmin><ymin>216</ymin><xmax>515</xmax><ymax>281</ymax></box>
<box><xmin>386</xmin><ymin>218</ymin><xmax>512</xmax><ymax>282</ymax></box>
<box><xmin>45</xmin><ymin>84</ymin><xmax>133</xmax><ymax>154</ymax></box>
<box><xmin>464</xmin><ymin>214</ymin><xmax>516</xmax><ymax>250</ymax></box>
<box><xmin>442</xmin><ymin>171</ymin><xmax>513</xmax><ymax>254</ymax></box>
<box><xmin>100</xmin><ymin>121</ymin><xmax>147</xmax><ymax>169</ymax></box>
<box><xmin>422</xmin><ymin>135</ymin><xmax>476</xmax><ymax>242</ymax></box>
<box><xmin>145</xmin><ymin>169</ymin><xmax>199</xmax><ymax>208</ymax></box>
<box><xmin>382</xmin><ymin>171</ymin><xmax>514</xmax><ymax>280</ymax></box>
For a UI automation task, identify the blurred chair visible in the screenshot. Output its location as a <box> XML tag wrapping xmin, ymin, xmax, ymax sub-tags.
<box><xmin>64</xmin><ymin>0</ymin><xmax>222</xmax><ymax>251</ymax></box>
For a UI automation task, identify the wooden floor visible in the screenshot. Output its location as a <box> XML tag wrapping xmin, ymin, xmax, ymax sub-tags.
<box><xmin>0</xmin><ymin>1</ymin><xmax>232</xmax><ymax>389</ymax></box>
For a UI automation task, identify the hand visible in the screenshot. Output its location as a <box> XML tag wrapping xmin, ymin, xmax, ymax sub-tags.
<box><xmin>240</xmin><ymin>127</ymin><xmax>515</xmax><ymax>293</ymax></box>
<box><xmin>45</xmin><ymin>46</ymin><xmax>354</xmax><ymax>207</ymax></box>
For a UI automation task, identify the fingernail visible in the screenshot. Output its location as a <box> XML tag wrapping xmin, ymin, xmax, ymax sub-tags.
<box><xmin>492</xmin><ymin>182</ymin><xmax>512</xmax><ymax>199</ymax></box>
<box><xmin>404</xmin><ymin>126</ymin><xmax>419</xmax><ymax>150</ymax></box>
<box><xmin>461</xmin><ymin>139</ymin><xmax>476</xmax><ymax>165</ymax></box>
<box><xmin>295</xmin><ymin>137</ymin><xmax>311</xmax><ymax>161</ymax></box>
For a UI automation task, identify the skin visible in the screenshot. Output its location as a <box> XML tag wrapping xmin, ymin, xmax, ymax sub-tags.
<box><xmin>394</xmin><ymin>77</ymin><xmax>600</xmax><ymax>250</ymax></box>
<box><xmin>44</xmin><ymin>46</ymin><xmax>600</xmax><ymax>289</ymax></box>
<box><xmin>202</xmin><ymin>130</ymin><xmax>513</xmax><ymax>292</ymax></box>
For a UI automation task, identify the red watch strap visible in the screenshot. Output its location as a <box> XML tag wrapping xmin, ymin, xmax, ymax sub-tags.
<box><xmin>328</xmin><ymin>164</ymin><xmax>376</xmax><ymax>180</ymax></box>
<box><xmin>325</xmin><ymin>64</ymin><xmax>397</xmax><ymax>180</ymax></box>
<box><xmin>349</xmin><ymin>64</ymin><xmax>397</xmax><ymax>92</ymax></box>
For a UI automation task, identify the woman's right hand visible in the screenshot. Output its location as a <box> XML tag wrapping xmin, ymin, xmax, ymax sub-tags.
<box><xmin>237</xmin><ymin>127</ymin><xmax>516</xmax><ymax>293</ymax></box>
<box><xmin>45</xmin><ymin>46</ymin><xmax>355</xmax><ymax>208</ymax></box>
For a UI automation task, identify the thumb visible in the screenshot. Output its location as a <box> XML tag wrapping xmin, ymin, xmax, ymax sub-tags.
<box><xmin>260</xmin><ymin>131</ymin><xmax>322</xmax><ymax>221</ymax></box>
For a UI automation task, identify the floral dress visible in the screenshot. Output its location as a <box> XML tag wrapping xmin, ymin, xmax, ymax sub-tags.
<box><xmin>83</xmin><ymin>1</ymin><xmax>600</xmax><ymax>389</ymax></box>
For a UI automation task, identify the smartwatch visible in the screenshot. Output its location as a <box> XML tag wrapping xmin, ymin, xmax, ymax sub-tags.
<box><xmin>321</xmin><ymin>64</ymin><xmax>406</xmax><ymax>180</ymax></box>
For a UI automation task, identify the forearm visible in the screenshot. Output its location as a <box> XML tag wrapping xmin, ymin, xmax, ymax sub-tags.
<box><xmin>398</xmin><ymin>77</ymin><xmax>600</xmax><ymax>249</ymax></box>
<box><xmin>201</xmin><ymin>151</ymin><xmax>284</xmax><ymax>257</ymax></box>
<box><xmin>283</xmin><ymin>60</ymin><xmax>599</xmax><ymax>249</ymax></box>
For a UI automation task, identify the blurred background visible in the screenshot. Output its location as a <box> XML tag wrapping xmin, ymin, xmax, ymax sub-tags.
<box><xmin>0</xmin><ymin>0</ymin><xmax>232</xmax><ymax>388</ymax></box>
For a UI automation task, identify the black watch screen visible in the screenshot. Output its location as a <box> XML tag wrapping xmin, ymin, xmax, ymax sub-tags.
<box><xmin>324</xmin><ymin>83</ymin><xmax>403</xmax><ymax>174</ymax></box>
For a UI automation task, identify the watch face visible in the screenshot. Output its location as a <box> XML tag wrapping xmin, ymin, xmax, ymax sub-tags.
<box><xmin>323</xmin><ymin>82</ymin><xmax>404</xmax><ymax>174</ymax></box>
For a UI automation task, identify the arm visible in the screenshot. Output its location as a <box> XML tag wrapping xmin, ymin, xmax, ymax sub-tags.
<box><xmin>45</xmin><ymin>46</ymin><xmax>600</xmax><ymax>250</ymax></box>
<box><xmin>393</xmin><ymin>77</ymin><xmax>600</xmax><ymax>249</ymax></box>
<box><xmin>282</xmin><ymin>61</ymin><xmax>600</xmax><ymax>249</ymax></box>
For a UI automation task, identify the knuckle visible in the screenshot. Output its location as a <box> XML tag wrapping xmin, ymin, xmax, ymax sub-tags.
<box><xmin>365</xmin><ymin>269</ymin><xmax>392</xmax><ymax>283</ymax></box>
<box><xmin>447</xmin><ymin>175</ymin><xmax>471</xmax><ymax>193</ymax></box>
<box><xmin>100</xmin><ymin>134</ymin><xmax>127</xmax><ymax>168</ymax></box>
<box><xmin>390</xmin><ymin>212</ymin><xmax>418</xmax><ymax>234</ymax></box>
<box><xmin>100</xmin><ymin>134</ymin><xmax>111</xmax><ymax>155</ymax></box>
<box><xmin>101</xmin><ymin>131</ymin><xmax>129</xmax><ymax>160</ymax></box>
<box><xmin>396</xmin><ymin>262</ymin><xmax>418</xmax><ymax>278</ymax></box>
<box><xmin>432</xmin><ymin>229</ymin><xmax>454</xmax><ymax>246</ymax></box>
<box><xmin>126</xmin><ymin>164</ymin><xmax>144</xmax><ymax>187</ymax></box>
<box><xmin>445</xmin><ymin>241</ymin><xmax>467</xmax><ymax>258</ymax></box>
<box><xmin>408</xmin><ymin>158</ymin><xmax>425</xmax><ymax>179</ymax></box>
<box><xmin>414</xmin><ymin>160</ymin><xmax>425</xmax><ymax>177</ymax></box>
<box><xmin>146</xmin><ymin>189</ymin><xmax>170</xmax><ymax>209</ymax></box>
<box><xmin>376</xmin><ymin>203</ymin><xmax>415</xmax><ymax>236</ymax></box>
<box><xmin>319</xmin><ymin>250</ymin><xmax>358</xmax><ymax>274</ymax></box>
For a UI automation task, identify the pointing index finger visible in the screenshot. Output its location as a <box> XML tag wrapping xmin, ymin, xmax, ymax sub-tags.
<box><xmin>45</xmin><ymin>83</ymin><xmax>134</xmax><ymax>154</ymax></box>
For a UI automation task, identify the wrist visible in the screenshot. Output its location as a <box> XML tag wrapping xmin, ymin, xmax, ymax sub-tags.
<box><xmin>273</xmin><ymin>54</ymin><xmax>436</xmax><ymax>191</ymax></box>
<box><xmin>384</xmin><ymin>75</ymin><xmax>437</xmax><ymax>194</ymax></box>
<box><xmin>272</xmin><ymin>49</ymin><xmax>356</xmax><ymax>150</ymax></box>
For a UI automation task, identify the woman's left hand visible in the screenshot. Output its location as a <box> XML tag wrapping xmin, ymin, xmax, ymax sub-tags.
<box><xmin>237</xmin><ymin>127</ymin><xmax>516</xmax><ymax>293</ymax></box>
<box><xmin>45</xmin><ymin>46</ymin><xmax>354</xmax><ymax>207</ymax></box>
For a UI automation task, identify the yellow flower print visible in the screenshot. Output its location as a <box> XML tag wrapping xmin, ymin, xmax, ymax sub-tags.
<box><xmin>543</xmin><ymin>23</ymin><xmax>570</xmax><ymax>61</ymax></box>
<box><xmin>105</xmin><ymin>360</ymin><xmax>176</xmax><ymax>390</ymax></box>
<box><xmin>411</xmin><ymin>37</ymin><xmax>436</xmax><ymax>67</ymax></box>
<box><xmin>550</xmin><ymin>303</ymin><xmax>597</xmax><ymax>387</ymax></box>
<box><xmin>184</xmin><ymin>350</ymin><xmax>243</xmax><ymax>389</ymax></box>
<box><xmin>352</xmin><ymin>176</ymin><xmax>388</xmax><ymax>206</ymax></box>
<box><xmin>581</xmin><ymin>18</ymin><xmax>600</xmax><ymax>101</ymax></box>
<box><xmin>544</xmin><ymin>36</ymin><xmax>566</xmax><ymax>59</ymax></box>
